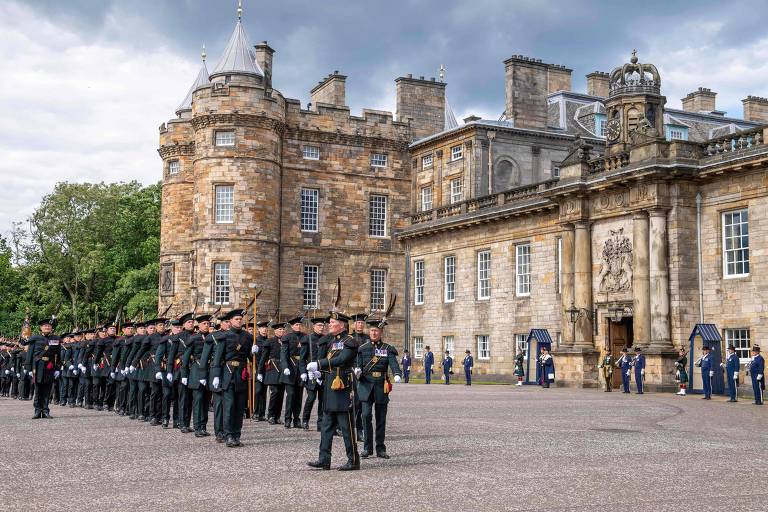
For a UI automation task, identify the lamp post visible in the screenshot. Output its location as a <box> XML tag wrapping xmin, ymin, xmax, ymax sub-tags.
<box><xmin>566</xmin><ymin>301</ymin><xmax>597</xmax><ymax>343</ymax></box>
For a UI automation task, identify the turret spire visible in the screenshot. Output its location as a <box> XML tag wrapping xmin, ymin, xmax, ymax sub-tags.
<box><xmin>237</xmin><ymin>0</ymin><xmax>243</xmax><ymax>20</ymax></box>
<box><xmin>175</xmin><ymin>46</ymin><xmax>212</xmax><ymax>116</ymax></box>
<box><xmin>211</xmin><ymin>2</ymin><xmax>264</xmax><ymax>78</ymax></box>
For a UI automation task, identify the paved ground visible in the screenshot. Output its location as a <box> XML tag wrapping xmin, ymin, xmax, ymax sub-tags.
<box><xmin>1</xmin><ymin>385</ymin><xmax>766</xmax><ymax>511</ymax></box>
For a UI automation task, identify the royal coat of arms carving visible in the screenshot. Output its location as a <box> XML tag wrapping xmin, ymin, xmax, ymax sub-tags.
<box><xmin>597</xmin><ymin>228</ymin><xmax>633</xmax><ymax>293</ymax></box>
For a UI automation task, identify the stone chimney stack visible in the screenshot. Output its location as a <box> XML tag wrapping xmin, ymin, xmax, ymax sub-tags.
<box><xmin>395</xmin><ymin>74</ymin><xmax>446</xmax><ymax>141</ymax></box>
<box><xmin>310</xmin><ymin>71</ymin><xmax>347</xmax><ymax>110</ymax></box>
<box><xmin>503</xmin><ymin>55</ymin><xmax>572</xmax><ymax>129</ymax></box>
<box><xmin>586</xmin><ymin>71</ymin><xmax>610</xmax><ymax>98</ymax></box>
<box><xmin>742</xmin><ymin>95</ymin><xmax>768</xmax><ymax>123</ymax></box>
<box><xmin>254</xmin><ymin>41</ymin><xmax>275</xmax><ymax>90</ymax></box>
<box><xmin>681</xmin><ymin>87</ymin><xmax>717</xmax><ymax>113</ymax></box>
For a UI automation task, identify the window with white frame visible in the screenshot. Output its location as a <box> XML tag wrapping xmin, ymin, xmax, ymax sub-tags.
<box><xmin>443</xmin><ymin>335</ymin><xmax>455</xmax><ymax>355</ymax></box>
<box><xmin>477</xmin><ymin>335</ymin><xmax>490</xmax><ymax>360</ymax></box>
<box><xmin>414</xmin><ymin>260</ymin><xmax>425</xmax><ymax>305</ymax></box>
<box><xmin>371</xmin><ymin>153</ymin><xmax>387</xmax><ymax>168</ymax></box>
<box><xmin>168</xmin><ymin>160</ymin><xmax>180</xmax><ymax>176</ymax></box>
<box><xmin>450</xmin><ymin>178</ymin><xmax>463</xmax><ymax>204</ymax></box>
<box><xmin>422</xmin><ymin>154</ymin><xmax>433</xmax><ymax>169</ymax></box>
<box><xmin>556</xmin><ymin>237</ymin><xmax>562</xmax><ymax>294</ymax></box>
<box><xmin>451</xmin><ymin>145</ymin><xmax>463</xmax><ymax>161</ymax></box>
<box><xmin>303</xmin><ymin>265</ymin><xmax>319</xmax><ymax>309</ymax></box>
<box><xmin>213</xmin><ymin>262</ymin><xmax>230</xmax><ymax>305</ymax></box>
<box><xmin>665</xmin><ymin>125</ymin><xmax>689</xmax><ymax>141</ymax></box>
<box><xmin>477</xmin><ymin>250</ymin><xmax>491</xmax><ymax>300</ymax></box>
<box><xmin>300</xmin><ymin>188</ymin><xmax>319</xmax><ymax>232</ymax></box>
<box><xmin>413</xmin><ymin>336</ymin><xmax>424</xmax><ymax>359</ymax></box>
<box><xmin>370</xmin><ymin>269</ymin><xmax>386</xmax><ymax>311</ymax></box>
<box><xmin>214</xmin><ymin>185</ymin><xmax>234</xmax><ymax>223</ymax></box>
<box><xmin>552</xmin><ymin>166</ymin><xmax>561</xmax><ymax>178</ymax></box>
<box><xmin>421</xmin><ymin>186</ymin><xmax>433</xmax><ymax>212</ymax></box>
<box><xmin>444</xmin><ymin>256</ymin><xmax>456</xmax><ymax>303</ymax></box>
<box><xmin>516</xmin><ymin>243</ymin><xmax>531</xmax><ymax>296</ymax></box>
<box><xmin>302</xmin><ymin>145</ymin><xmax>320</xmax><ymax>160</ymax></box>
<box><xmin>595</xmin><ymin>114</ymin><xmax>607</xmax><ymax>137</ymax></box>
<box><xmin>725</xmin><ymin>328</ymin><xmax>751</xmax><ymax>361</ymax></box>
<box><xmin>723</xmin><ymin>209</ymin><xmax>749</xmax><ymax>278</ymax></box>
<box><xmin>215</xmin><ymin>130</ymin><xmax>235</xmax><ymax>147</ymax></box>
<box><xmin>369</xmin><ymin>194</ymin><xmax>387</xmax><ymax>237</ymax></box>
<box><xmin>515</xmin><ymin>334</ymin><xmax>528</xmax><ymax>359</ymax></box>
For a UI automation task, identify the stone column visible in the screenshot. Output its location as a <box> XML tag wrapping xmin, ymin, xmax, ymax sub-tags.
<box><xmin>649</xmin><ymin>208</ymin><xmax>672</xmax><ymax>348</ymax></box>
<box><xmin>560</xmin><ymin>224</ymin><xmax>575</xmax><ymax>346</ymax></box>
<box><xmin>632</xmin><ymin>211</ymin><xmax>651</xmax><ymax>348</ymax></box>
<box><xmin>573</xmin><ymin>221</ymin><xmax>593</xmax><ymax>348</ymax></box>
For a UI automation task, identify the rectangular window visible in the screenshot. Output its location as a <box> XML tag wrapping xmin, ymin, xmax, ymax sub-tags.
<box><xmin>214</xmin><ymin>185</ymin><xmax>234</xmax><ymax>223</ymax></box>
<box><xmin>557</xmin><ymin>237</ymin><xmax>562</xmax><ymax>294</ymax></box>
<box><xmin>414</xmin><ymin>260</ymin><xmax>425</xmax><ymax>305</ymax></box>
<box><xmin>303</xmin><ymin>265</ymin><xmax>319</xmax><ymax>309</ymax></box>
<box><xmin>413</xmin><ymin>336</ymin><xmax>424</xmax><ymax>359</ymax></box>
<box><xmin>444</xmin><ymin>256</ymin><xmax>456</xmax><ymax>303</ymax></box>
<box><xmin>722</xmin><ymin>209</ymin><xmax>749</xmax><ymax>278</ymax></box>
<box><xmin>215</xmin><ymin>130</ymin><xmax>235</xmax><ymax>147</ymax></box>
<box><xmin>421</xmin><ymin>186</ymin><xmax>433</xmax><ymax>212</ymax></box>
<box><xmin>371</xmin><ymin>153</ymin><xmax>387</xmax><ymax>168</ymax></box>
<box><xmin>552</xmin><ymin>166</ymin><xmax>561</xmax><ymax>178</ymax></box>
<box><xmin>666</xmin><ymin>126</ymin><xmax>689</xmax><ymax>141</ymax></box>
<box><xmin>369</xmin><ymin>194</ymin><xmax>387</xmax><ymax>237</ymax></box>
<box><xmin>422</xmin><ymin>155</ymin><xmax>433</xmax><ymax>169</ymax></box>
<box><xmin>302</xmin><ymin>145</ymin><xmax>320</xmax><ymax>160</ymax></box>
<box><xmin>477</xmin><ymin>335</ymin><xmax>490</xmax><ymax>360</ymax></box>
<box><xmin>443</xmin><ymin>335</ymin><xmax>455</xmax><ymax>355</ymax></box>
<box><xmin>213</xmin><ymin>262</ymin><xmax>230</xmax><ymax>305</ymax></box>
<box><xmin>516</xmin><ymin>243</ymin><xmax>531</xmax><ymax>296</ymax></box>
<box><xmin>370</xmin><ymin>269</ymin><xmax>386</xmax><ymax>311</ymax></box>
<box><xmin>595</xmin><ymin>114</ymin><xmax>607</xmax><ymax>137</ymax></box>
<box><xmin>450</xmin><ymin>178</ymin><xmax>463</xmax><ymax>204</ymax></box>
<box><xmin>168</xmin><ymin>160</ymin><xmax>180</xmax><ymax>175</ymax></box>
<box><xmin>515</xmin><ymin>334</ymin><xmax>528</xmax><ymax>359</ymax></box>
<box><xmin>451</xmin><ymin>145</ymin><xmax>463</xmax><ymax>161</ymax></box>
<box><xmin>477</xmin><ymin>250</ymin><xmax>491</xmax><ymax>300</ymax></box>
<box><xmin>300</xmin><ymin>188</ymin><xmax>319</xmax><ymax>232</ymax></box>
<box><xmin>725</xmin><ymin>328</ymin><xmax>751</xmax><ymax>362</ymax></box>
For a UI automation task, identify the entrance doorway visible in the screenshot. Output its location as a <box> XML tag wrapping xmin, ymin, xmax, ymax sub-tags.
<box><xmin>607</xmin><ymin>318</ymin><xmax>633</xmax><ymax>389</ymax></box>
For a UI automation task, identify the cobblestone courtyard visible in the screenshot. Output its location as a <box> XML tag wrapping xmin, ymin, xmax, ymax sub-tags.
<box><xmin>1</xmin><ymin>384</ymin><xmax>766</xmax><ymax>511</ymax></box>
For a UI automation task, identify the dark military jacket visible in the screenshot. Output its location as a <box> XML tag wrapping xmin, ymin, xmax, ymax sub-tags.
<box><xmin>77</xmin><ymin>339</ymin><xmax>98</xmax><ymax>378</ymax></box>
<box><xmin>258</xmin><ymin>336</ymin><xmax>284</xmax><ymax>386</ymax></box>
<box><xmin>110</xmin><ymin>336</ymin><xmax>126</xmax><ymax>381</ymax></box>
<box><xmin>24</xmin><ymin>333</ymin><xmax>62</xmax><ymax>384</ymax></box>
<box><xmin>211</xmin><ymin>327</ymin><xmax>252</xmax><ymax>392</ymax></box>
<box><xmin>93</xmin><ymin>335</ymin><xmax>116</xmax><ymax>378</ymax></box>
<box><xmin>173</xmin><ymin>330</ymin><xmax>194</xmax><ymax>381</ymax></box>
<box><xmin>122</xmin><ymin>336</ymin><xmax>140</xmax><ymax>381</ymax></box>
<box><xmin>299</xmin><ymin>332</ymin><xmax>329</xmax><ymax>391</ymax></box>
<box><xmin>280</xmin><ymin>331</ymin><xmax>303</xmax><ymax>385</ymax></box>
<box><xmin>182</xmin><ymin>330</ymin><xmax>209</xmax><ymax>390</ymax></box>
<box><xmin>157</xmin><ymin>333</ymin><xmax>175</xmax><ymax>387</ymax></box>
<box><xmin>318</xmin><ymin>330</ymin><xmax>359</xmax><ymax>413</ymax></box>
<box><xmin>200</xmin><ymin>329</ymin><xmax>225</xmax><ymax>392</ymax></box>
<box><xmin>131</xmin><ymin>333</ymin><xmax>165</xmax><ymax>382</ymax></box>
<box><xmin>356</xmin><ymin>339</ymin><xmax>401</xmax><ymax>404</ymax></box>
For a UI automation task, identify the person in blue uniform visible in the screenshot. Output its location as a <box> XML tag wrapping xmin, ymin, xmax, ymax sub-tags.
<box><xmin>748</xmin><ymin>345</ymin><xmax>764</xmax><ymax>405</ymax></box>
<box><xmin>540</xmin><ymin>346</ymin><xmax>554</xmax><ymax>388</ymax></box>
<box><xmin>401</xmin><ymin>350</ymin><xmax>411</xmax><ymax>383</ymax></box>
<box><xmin>632</xmin><ymin>347</ymin><xmax>645</xmax><ymax>394</ymax></box>
<box><xmin>423</xmin><ymin>346</ymin><xmax>434</xmax><ymax>384</ymax></box>
<box><xmin>696</xmin><ymin>345</ymin><xmax>714</xmax><ymax>400</ymax></box>
<box><xmin>24</xmin><ymin>319</ymin><xmax>62</xmax><ymax>419</ymax></box>
<box><xmin>463</xmin><ymin>350</ymin><xmax>473</xmax><ymax>386</ymax></box>
<box><xmin>442</xmin><ymin>350</ymin><xmax>453</xmax><ymax>385</ymax></box>
<box><xmin>617</xmin><ymin>348</ymin><xmax>631</xmax><ymax>393</ymax></box>
<box><xmin>721</xmin><ymin>344</ymin><xmax>740</xmax><ymax>402</ymax></box>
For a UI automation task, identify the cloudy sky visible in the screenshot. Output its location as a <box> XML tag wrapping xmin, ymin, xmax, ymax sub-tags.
<box><xmin>2</xmin><ymin>0</ymin><xmax>767</xmax><ymax>234</ymax></box>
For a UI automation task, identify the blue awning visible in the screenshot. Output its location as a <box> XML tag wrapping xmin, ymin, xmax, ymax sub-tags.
<box><xmin>688</xmin><ymin>324</ymin><xmax>721</xmax><ymax>342</ymax></box>
<box><xmin>527</xmin><ymin>329</ymin><xmax>553</xmax><ymax>345</ymax></box>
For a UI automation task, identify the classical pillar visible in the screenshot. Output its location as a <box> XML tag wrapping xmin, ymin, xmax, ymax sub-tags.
<box><xmin>560</xmin><ymin>224</ymin><xmax>575</xmax><ymax>346</ymax></box>
<box><xmin>573</xmin><ymin>221</ymin><xmax>593</xmax><ymax>348</ymax></box>
<box><xmin>632</xmin><ymin>211</ymin><xmax>651</xmax><ymax>348</ymax></box>
<box><xmin>649</xmin><ymin>208</ymin><xmax>672</xmax><ymax>348</ymax></box>
<box><xmin>435</xmin><ymin>149</ymin><xmax>443</xmax><ymax>207</ymax></box>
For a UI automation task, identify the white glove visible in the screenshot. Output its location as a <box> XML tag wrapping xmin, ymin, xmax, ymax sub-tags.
<box><xmin>353</xmin><ymin>367</ymin><xmax>362</xmax><ymax>378</ymax></box>
<box><xmin>199</xmin><ymin>379</ymin><xmax>207</xmax><ymax>386</ymax></box>
<box><xmin>257</xmin><ymin>374</ymin><xmax>263</xmax><ymax>382</ymax></box>
<box><xmin>73</xmin><ymin>370</ymin><xmax>78</xmax><ymax>376</ymax></box>
<box><xmin>709</xmin><ymin>370</ymin><xmax>714</xmax><ymax>377</ymax></box>
<box><xmin>307</xmin><ymin>362</ymin><xmax>318</xmax><ymax>373</ymax></box>
<box><xmin>93</xmin><ymin>364</ymin><xmax>98</xmax><ymax>372</ymax></box>
<box><xmin>316</xmin><ymin>378</ymin><xmax>322</xmax><ymax>385</ymax></box>
<box><xmin>251</xmin><ymin>345</ymin><xmax>259</xmax><ymax>355</ymax></box>
<box><xmin>9</xmin><ymin>367</ymin><xmax>14</xmax><ymax>372</ymax></box>
<box><xmin>212</xmin><ymin>376</ymin><xmax>220</xmax><ymax>389</ymax></box>
<box><xmin>16</xmin><ymin>373</ymin><xmax>20</xmax><ymax>378</ymax></box>
<box><xmin>758</xmin><ymin>374</ymin><xmax>763</xmax><ymax>381</ymax></box>
<box><xmin>54</xmin><ymin>371</ymin><xmax>60</xmax><ymax>379</ymax></box>
<box><xmin>181</xmin><ymin>377</ymin><xmax>188</xmax><ymax>386</ymax></box>
<box><xmin>22</xmin><ymin>369</ymin><xmax>27</xmax><ymax>375</ymax></box>
<box><xmin>155</xmin><ymin>372</ymin><xmax>162</xmax><ymax>380</ymax></box>
<box><xmin>68</xmin><ymin>365</ymin><xmax>74</xmax><ymax>371</ymax></box>
<box><xmin>720</xmin><ymin>363</ymin><xmax>725</xmax><ymax>368</ymax></box>
<box><xmin>3</xmin><ymin>370</ymin><xmax>8</xmax><ymax>375</ymax></box>
<box><xmin>733</xmin><ymin>373</ymin><xmax>739</xmax><ymax>380</ymax></box>
<box><xmin>313</xmin><ymin>371</ymin><xmax>322</xmax><ymax>380</ymax></box>
<box><xmin>626</xmin><ymin>370</ymin><xmax>630</xmax><ymax>376</ymax></box>
<box><xmin>110</xmin><ymin>372</ymin><xmax>115</xmax><ymax>379</ymax></box>
<box><xmin>166</xmin><ymin>372</ymin><xmax>173</xmax><ymax>382</ymax></box>
<box><xmin>78</xmin><ymin>364</ymin><xmax>84</xmax><ymax>371</ymax></box>
<box><xmin>300</xmin><ymin>373</ymin><xmax>307</xmax><ymax>382</ymax></box>
<box><xmin>394</xmin><ymin>375</ymin><xmax>401</xmax><ymax>383</ymax></box>
<box><xmin>641</xmin><ymin>369</ymin><xmax>645</xmax><ymax>376</ymax></box>
<box><xmin>129</xmin><ymin>365</ymin><xmax>135</xmax><ymax>373</ymax></box>
<box><xmin>283</xmin><ymin>368</ymin><xmax>291</xmax><ymax>376</ymax></box>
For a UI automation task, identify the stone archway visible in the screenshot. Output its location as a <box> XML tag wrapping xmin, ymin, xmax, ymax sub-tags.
<box><xmin>494</xmin><ymin>158</ymin><xmax>521</xmax><ymax>191</ymax></box>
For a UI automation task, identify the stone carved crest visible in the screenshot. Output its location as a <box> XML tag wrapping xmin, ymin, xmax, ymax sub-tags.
<box><xmin>160</xmin><ymin>263</ymin><xmax>175</xmax><ymax>297</ymax></box>
<box><xmin>597</xmin><ymin>228</ymin><xmax>633</xmax><ymax>293</ymax></box>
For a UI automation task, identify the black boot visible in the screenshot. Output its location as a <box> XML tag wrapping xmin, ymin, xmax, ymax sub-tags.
<box><xmin>307</xmin><ymin>461</ymin><xmax>330</xmax><ymax>470</ymax></box>
<box><xmin>337</xmin><ymin>460</ymin><xmax>360</xmax><ymax>471</ymax></box>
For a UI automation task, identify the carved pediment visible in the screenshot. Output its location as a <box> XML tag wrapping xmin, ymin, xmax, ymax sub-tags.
<box><xmin>597</xmin><ymin>228</ymin><xmax>632</xmax><ymax>293</ymax></box>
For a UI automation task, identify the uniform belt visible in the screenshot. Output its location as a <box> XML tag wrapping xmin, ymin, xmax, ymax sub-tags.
<box><xmin>41</xmin><ymin>357</ymin><xmax>50</xmax><ymax>361</ymax></box>
<box><xmin>227</xmin><ymin>360</ymin><xmax>241</xmax><ymax>367</ymax></box>
<box><xmin>292</xmin><ymin>355</ymin><xmax>300</xmax><ymax>361</ymax></box>
<box><xmin>371</xmin><ymin>371</ymin><xmax>383</xmax><ymax>378</ymax></box>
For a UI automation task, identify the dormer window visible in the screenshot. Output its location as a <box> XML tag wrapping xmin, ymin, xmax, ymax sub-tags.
<box><xmin>666</xmin><ymin>125</ymin><xmax>689</xmax><ymax>141</ymax></box>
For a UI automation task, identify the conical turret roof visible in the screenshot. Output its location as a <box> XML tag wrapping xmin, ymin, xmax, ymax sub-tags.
<box><xmin>176</xmin><ymin>54</ymin><xmax>211</xmax><ymax>116</ymax></box>
<box><xmin>211</xmin><ymin>18</ymin><xmax>263</xmax><ymax>78</ymax></box>
<box><xmin>444</xmin><ymin>98</ymin><xmax>459</xmax><ymax>130</ymax></box>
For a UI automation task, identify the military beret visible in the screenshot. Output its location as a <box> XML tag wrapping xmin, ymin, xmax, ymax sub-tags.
<box><xmin>37</xmin><ymin>318</ymin><xmax>53</xmax><ymax>327</ymax></box>
<box><xmin>221</xmin><ymin>309</ymin><xmax>246</xmax><ymax>321</ymax></box>
<box><xmin>310</xmin><ymin>315</ymin><xmax>328</xmax><ymax>324</ymax></box>
<box><xmin>256</xmin><ymin>320</ymin><xmax>270</xmax><ymax>328</ymax></box>
<box><xmin>350</xmin><ymin>313</ymin><xmax>368</xmax><ymax>322</ymax></box>
<box><xmin>195</xmin><ymin>314</ymin><xmax>213</xmax><ymax>323</ymax></box>
<box><xmin>179</xmin><ymin>312</ymin><xmax>195</xmax><ymax>324</ymax></box>
<box><xmin>329</xmin><ymin>311</ymin><xmax>351</xmax><ymax>322</ymax></box>
<box><xmin>269</xmin><ymin>319</ymin><xmax>285</xmax><ymax>329</ymax></box>
<box><xmin>285</xmin><ymin>316</ymin><xmax>304</xmax><ymax>326</ymax></box>
<box><xmin>151</xmin><ymin>318</ymin><xmax>168</xmax><ymax>324</ymax></box>
<box><xmin>366</xmin><ymin>319</ymin><xmax>385</xmax><ymax>329</ymax></box>
<box><xmin>168</xmin><ymin>319</ymin><xmax>182</xmax><ymax>327</ymax></box>
<box><xmin>122</xmin><ymin>322</ymin><xmax>134</xmax><ymax>328</ymax></box>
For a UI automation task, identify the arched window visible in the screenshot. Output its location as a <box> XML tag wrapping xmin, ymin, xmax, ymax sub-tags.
<box><xmin>494</xmin><ymin>159</ymin><xmax>520</xmax><ymax>191</ymax></box>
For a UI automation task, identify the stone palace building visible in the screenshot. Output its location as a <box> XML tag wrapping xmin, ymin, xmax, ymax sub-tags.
<box><xmin>158</xmin><ymin>7</ymin><xmax>768</xmax><ymax>390</ymax></box>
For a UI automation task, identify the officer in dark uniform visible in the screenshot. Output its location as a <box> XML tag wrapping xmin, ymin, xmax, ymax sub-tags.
<box><xmin>617</xmin><ymin>348</ymin><xmax>631</xmax><ymax>393</ymax></box>
<box><xmin>696</xmin><ymin>345</ymin><xmax>714</xmax><ymax>399</ymax></box>
<box><xmin>401</xmin><ymin>350</ymin><xmax>411</xmax><ymax>383</ymax></box>
<box><xmin>441</xmin><ymin>350</ymin><xmax>453</xmax><ymax>385</ymax></box>
<box><xmin>300</xmin><ymin>314</ymin><xmax>328</xmax><ymax>431</ymax></box>
<box><xmin>748</xmin><ymin>345</ymin><xmax>764</xmax><ymax>405</ymax></box>
<box><xmin>423</xmin><ymin>346</ymin><xmax>434</xmax><ymax>384</ymax></box>
<box><xmin>463</xmin><ymin>350</ymin><xmax>474</xmax><ymax>386</ymax></box>
<box><xmin>356</xmin><ymin>318</ymin><xmax>401</xmax><ymax>459</ymax></box>
<box><xmin>258</xmin><ymin>319</ymin><xmax>285</xmax><ymax>424</ymax></box>
<box><xmin>57</xmin><ymin>333</ymin><xmax>71</xmax><ymax>406</ymax></box>
<box><xmin>131</xmin><ymin>318</ymin><xmax>167</xmax><ymax>424</ymax></box>
<box><xmin>25</xmin><ymin>318</ymin><xmax>62</xmax><ymax>419</ymax></box>
<box><xmin>66</xmin><ymin>331</ymin><xmax>82</xmax><ymax>406</ymax></box>
<box><xmin>721</xmin><ymin>344</ymin><xmax>740</xmax><ymax>402</ymax></box>
<box><xmin>182</xmin><ymin>314</ymin><xmax>213</xmax><ymax>437</ymax></box>
<box><xmin>92</xmin><ymin>325</ymin><xmax>113</xmax><ymax>411</ymax></box>
<box><xmin>632</xmin><ymin>347</ymin><xmax>645</xmax><ymax>394</ymax></box>
<box><xmin>350</xmin><ymin>313</ymin><xmax>369</xmax><ymax>438</ymax></box>
<box><xmin>281</xmin><ymin>316</ymin><xmax>304</xmax><ymax>429</ymax></box>
<box><xmin>598</xmin><ymin>348</ymin><xmax>614</xmax><ymax>392</ymax></box>
<box><xmin>252</xmin><ymin>320</ymin><xmax>270</xmax><ymax>422</ymax></box>
<box><xmin>175</xmin><ymin>313</ymin><xmax>196</xmax><ymax>432</ymax></box>
<box><xmin>160</xmin><ymin>318</ymin><xmax>181</xmax><ymax>428</ymax></box>
<box><xmin>307</xmin><ymin>311</ymin><xmax>361</xmax><ymax>471</ymax></box>
<box><xmin>210</xmin><ymin>309</ymin><xmax>252</xmax><ymax>447</ymax></box>
<box><xmin>201</xmin><ymin>313</ymin><xmax>230</xmax><ymax>442</ymax></box>
<box><xmin>111</xmin><ymin>322</ymin><xmax>134</xmax><ymax>415</ymax></box>
<box><xmin>125</xmin><ymin>322</ymin><xmax>146</xmax><ymax>419</ymax></box>
<box><xmin>77</xmin><ymin>328</ymin><xmax>98</xmax><ymax>408</ymax></box>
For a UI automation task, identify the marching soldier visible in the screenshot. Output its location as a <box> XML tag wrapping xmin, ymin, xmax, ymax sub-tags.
<box><xmin>112</xmin><ymin>323</ymin><xmax>134</xmax><ymax>415</ymax></box>
<box><xmin>675</xmin><ymin>348</ymin><xmax>688</xmax><ymax>396</ymax></box>
<box><xmin>616</xmin><ymin>348</ymin><xmax>631</xmax><ymax>393</ymax></box>
<box><xmin>201</xmin><ymin>313</ymin><xmax>230</xmax><ymax>442</ymax></box>
<box><xmin>57</xmin><ymin>333</ymin><xmax>72</xmax><ymax>406</ymax></box>
<box><xmin>132</xmin><ymin>318</ymin><xmax>167</xmax><ymax>424</ymax></box>
<box><xmin>77</xmin><ymin>329</ymin><xmax>97</xmax><ymax>408</ymax></box>
<box><xmin>747</xmin><ymin>345</ymin><xmax>764</xmax><ymax>405</ymax></box>
<box><xmin>175</xmin><ymin>313</ymin><xmax>196</xmax><ymax>432</ymax></box>
<box><xmin>695</xmin><ymin>345</ymin><xmax>713</xmax><ymax>400</ymax></box>
<box><xmin>125</xmin><ymin>322</ymin><xmax>145</xmax><ymax>419</ymax></box>
<box><xmin>65</xmin><ymin>331</ymin><xmax>82</xmax><ymax>407</ymax></box>
<box><xmin>356</xmin><ymin>317</ymin><xmax>401</xmax><ymax>459</ymax></box>
<box><xmin>632</xmin><ymin>347</ymin><xmax>645</xmax><ymax>394</ymax></box>
<box><xmin>182</xmin><ymin>314</ymin><xmax>213</xmax><ymax>437</ymax></box>
<box><xmin>598</xmin><ymin>348</ymin><xmax>614</xmax><ymax>392</ymax></box>
<box><xmin>300</xmin><ymin>314</ymin><xmax>328</xmax><ymax>431</ymax></box>
<box><xmin>92</xmin><ymin>325</ymin><xmax>114</xmax><ymax>411</ymax></box>
<box><xmin>281</xmin><ymin>316</ymin><xmax>305</xmax><ymax>429</ymax></box>
<box><xmin>160</xmin><ymin>318</ymin><xmax>181</xmax><ymax>428</ymax></box>
<box><xmin>463</xmin><ymin>350</ymin><xmax>474</xmax><ymax>386</ymax></box>
<box><xmin>258</xmin><ymin>319</ymin><xmax>285</xmax><ymax>425</ymax></box>
<box><xmin>25</xmin><ymin>318</ymin><xmax>62</xmax><ymax>419</ymax></box>
<box><xmin>306</xmin><ymin>310</ymin><xmax>361</xmax><ymax>471</ymax></box>
<box><xmin>252</xmin><ymin>320</ymin><xmax>270</xmax><ymax>422</ymax></box>
<box><xmin>721</xmin><ymin>344</ymin><xmax>739</xmax><ymax>402</ymax></box>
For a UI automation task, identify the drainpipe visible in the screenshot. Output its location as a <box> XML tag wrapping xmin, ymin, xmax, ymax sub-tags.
<box><xmin>487</xmin><ymin>131</ymin><xmax>496</xmax><ymax>195</ymax></box>
<box><xmin>404</xmin><ymin>245</ymin><xmax>411</xmax><ymax>353</ymax></box>
<box><xmin>696</xmin><ymin>192</ymin><xmax>704</xmax><ymax>323</ymax></box>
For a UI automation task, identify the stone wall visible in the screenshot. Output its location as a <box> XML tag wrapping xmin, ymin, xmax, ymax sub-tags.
<box><xmin>395</xmin><ymin>76</ymin><xmax>446</xmax><ymax>142</ymax></box>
